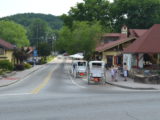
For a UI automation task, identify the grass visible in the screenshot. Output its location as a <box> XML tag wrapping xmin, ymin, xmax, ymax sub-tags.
<box><xmin>46</xmin><ymin>56</ymin><xmax>55</xmax><ymax>63</ymax></box>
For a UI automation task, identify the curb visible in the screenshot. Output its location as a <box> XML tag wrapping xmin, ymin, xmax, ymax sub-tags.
<box><xmin>0</xmin><ymin>71</ymin><xmax>16</xmax><ymax>79</ymax></box>
<box><xmin>105</xmin><ymin>81</ymin><xmax>157</xmax><ymax>90</ymax></box>
<box><xmin>23</xmin><ymin>65</ymin><xmax>44</xmax><ymax>78</ymax></box>
<box><xmin>0</xmin><ymin>80</ymin><xmax>19</xmax><ymax>87</ymax></box>
<box><xmin>0</xmin><ymin>65</ymin><xmax>44</xmax><ymax>87</ymax></box>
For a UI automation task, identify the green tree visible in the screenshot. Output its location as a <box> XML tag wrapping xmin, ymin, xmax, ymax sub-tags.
<box><xmin>111</xmin><ymin>0</ymin><xmax>160</xmax><ymax>31</ymax></box>
<box><xmin>45</xmin><ymin>28</ymin><xmax>57</xmax><ymax>51</ymax></box>
<box><xmin>71</xmin><ymin>21</ymin><xmax>103</xmax><ymax>60</ymax></box>
<box><xmin>28</xmin><ymin>19</ymin><xmax>49</xmax><ymax>46</ymax></box>
<box><xmin>62</xmin><ymin>0</ymin><xmax>111</xmax><ymax>30</ymax></box>
<box><xmin>0</xmin><ymin>13</ymin><xmax>63</xmax><ymax>30</ymax></box>
<box><xmin>56</xmin><ymin>21</ymin><xmax>103</xmax><ymax>60</ymax></box>
<box><xmin>55</xmin><ymin>26</ymin><xmax>72</xmax><ymax>53</ymax></box>
<box><xmin>37</xmin><ymin>42</ymin><xmax>51</xmax><ymax>60</ymax></box>
<box><xmin>0</xmin><ymin>20</ymin><xmax>29</xmax><ymax>47</ymax></box>
<box><xmin>13</xmin><ymin>47</ymin><xmax>30</xmax><ymax>64</ymax></box>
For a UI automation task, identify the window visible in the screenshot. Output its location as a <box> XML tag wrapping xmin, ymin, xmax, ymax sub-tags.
<box><xmin>78</xmin><ymin>62</ymin><xmax>86</xmax><ymax>66</ymax></box>
<box><xmin>0</xmin><ymin>48</ymin><xmax>5</xmax><ymax>55</ymax></box>
<box><xmin>92</xmin><ymin>63</ymin><xmax>102</xmax><ymax>68</ymax></box>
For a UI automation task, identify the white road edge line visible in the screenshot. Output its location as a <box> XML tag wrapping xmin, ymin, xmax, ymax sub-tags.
<box><xmin>66</xmin><ymin>62</ymin><xmax>86</xmax><ymax>88</ymax></box>
<box><xmin>70</xmin><ymin>75</ymin><xmax>86</xmax><ymax>88</ymax></box>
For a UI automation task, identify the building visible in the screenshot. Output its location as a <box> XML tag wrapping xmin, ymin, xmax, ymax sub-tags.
<box><xmin>124</xmin><ymin>24</ymin><xmax>160</xmax><ymax>70</ymax></box>
<box><xmin>0</xmin><ymin>38</ymin><xmax>15</xmax><ymax>62</ymax></box>
<box><xmin>95</xmin><ymin>25</ymin><xmax>147</xmax><ymax>67</ymax></box>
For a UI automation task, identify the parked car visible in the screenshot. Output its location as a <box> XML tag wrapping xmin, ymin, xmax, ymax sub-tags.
<box><xmin>26</xmin><ymin>58</ymin><xmax>41</xmax><ymax>65</ymax></box>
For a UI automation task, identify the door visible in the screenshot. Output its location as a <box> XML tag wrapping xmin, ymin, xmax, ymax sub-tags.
<box><xmin>106</xmin><ymin>55</ymin><xmax>113</xmax><ymax>67</ymax></box>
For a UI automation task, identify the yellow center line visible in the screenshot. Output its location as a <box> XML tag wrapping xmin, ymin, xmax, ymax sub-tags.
<box><xmin>31</xmin><ymin>62</ymin><xmax>61</xmax><ymax>94</ymax></box>
<box><xmin>31</xmin><ymin>71</ymin><xmax>52</xmax><ymax>94</ymax></box>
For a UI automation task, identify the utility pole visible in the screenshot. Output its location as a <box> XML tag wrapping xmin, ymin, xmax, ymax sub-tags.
<box><xmin>36</xmin><ymin>24</ymin><xmax>39</xmax><ymax>49</ymax></box>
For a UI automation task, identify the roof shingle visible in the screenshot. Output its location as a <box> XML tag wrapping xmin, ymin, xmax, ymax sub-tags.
<box><xmin>96</xmin><ymin>37</ymin><xmax>135</xmax><ymax>52</ymax></box>
<box><xmin>124</xmin><ymin>24</ymin><xmax>160</xmax><ymax>53</ymax></box>
<box><xmin>0</xmin><ymin>38</ymin><xmax>15</xmax><ymax>50</ymax></box>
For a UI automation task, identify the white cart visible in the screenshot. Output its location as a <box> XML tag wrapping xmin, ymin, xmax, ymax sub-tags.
<box><xmin>88</xmin><ymin>61</ymin><xmax>106</xmax><ymax>84</ymax></box>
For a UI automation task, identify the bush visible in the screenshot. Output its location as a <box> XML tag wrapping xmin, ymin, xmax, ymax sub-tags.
<box><xmin>24</xmin><ymin>63</ymin><xmax>32</xmax><ymax>69</ymax></box>
<box><xmin>40</xmin><ymin>57</ymin><xmax>47</xmax><ymax>64</ymax></box>
<box><xmin>0</xmin><ymin>60</ymin><xmax>14</xmax><ymax>71</ymax></box>
<box><xmin>14</xmin><ymin>64</ymin><xmax>24</xmax><ymax>71</ymax></box>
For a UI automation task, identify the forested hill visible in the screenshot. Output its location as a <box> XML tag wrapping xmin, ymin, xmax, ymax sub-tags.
<box><xmin>0</xmin><ymin>13</ymin><xmax>63</xmax><ymax>30</ymax></box>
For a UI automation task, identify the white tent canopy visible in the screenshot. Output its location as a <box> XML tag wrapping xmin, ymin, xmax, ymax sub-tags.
<box><xmin>69</xmin><ymin>53</ymin><xmax>84</xmax><ymax>59</ymax></box>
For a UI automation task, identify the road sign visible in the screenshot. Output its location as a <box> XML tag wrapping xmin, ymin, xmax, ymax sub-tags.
<box><xmin>33</xmin><ymin>50</ymin><xmax>38</xmax><ymax>57</ymax></box>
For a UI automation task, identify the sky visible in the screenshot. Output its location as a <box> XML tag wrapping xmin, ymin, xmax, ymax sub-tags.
<box><xmin>0</xmin><ymin>0</ymin><xmax>84</xmax><ymax>17</ymax></box>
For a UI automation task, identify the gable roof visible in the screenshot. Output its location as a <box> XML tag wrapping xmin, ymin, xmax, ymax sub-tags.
<box><xmin>0</xmin><ymin>38</ymin><xmax>15</xmax><ymax>50</ymax></box>
<box><xmin>129</xmin><ymin>29</ymin><xmax>148</xmax><ymax>37</ymax></box>
<box><xmin>124</xmin><ymin>24</ymin><xmax>160</xmax><ymax>53</ymax></box>
<box><xmin>96</xmin><ymin>37</ymin><xmax>136</xmax><ymax>52</ymax></box>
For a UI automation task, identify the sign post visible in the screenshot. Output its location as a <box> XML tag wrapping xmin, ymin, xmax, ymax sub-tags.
<box><xmin>33</xmin><ymin>49</ymin><xmax>38</xmax><ymax>66</ymax></box>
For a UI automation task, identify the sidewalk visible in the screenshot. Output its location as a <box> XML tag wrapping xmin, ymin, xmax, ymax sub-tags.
<box><xmin>0</xmin><ymin>65</ymin><xmax>44</xmax><ymax>87</ymax></box>
<box><xmin>0</xmin><ymin>58</ymin><xmax>58</xmax><ymax>87</ymax></box>
<box><xmin>67</xmin><ymin>58</ymin><xmax>160</xmax><ymax>90</ymax></box>
<box><xmin>105</xmin><ymin>70</ymin><xmax>160</xmax><ymax>90</ymax></box>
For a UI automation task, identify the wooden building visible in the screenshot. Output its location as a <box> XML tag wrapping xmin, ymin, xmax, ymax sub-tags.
<box><xmin>95</xmin><ymin>26</ymin><xmax>147</xmax><ymax>67</ymax></box>
<box><xmin>124</xmin><ymin>24</ymin><xmax>160</xmax><ymax>70</ymax></box>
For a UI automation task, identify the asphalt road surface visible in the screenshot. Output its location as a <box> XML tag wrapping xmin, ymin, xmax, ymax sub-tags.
<box><xmin>0</xmin><ymin>56</ymin><xmax>160</xmax><ymax>120</ymax></box>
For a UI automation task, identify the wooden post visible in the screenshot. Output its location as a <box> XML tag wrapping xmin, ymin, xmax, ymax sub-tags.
<box><xmin>136</xmin><ymin>54</ymin><xmax>139</xmax><ymax>68</ymax></box>
<box><xmin>157</xmin><ymin>54</ymin><xmax>160</xmax><ymax>65</ymax></box>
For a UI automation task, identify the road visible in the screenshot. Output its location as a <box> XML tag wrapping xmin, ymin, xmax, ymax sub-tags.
<box><xmin>0</xmin><ymin>57</ymin><xmax>160</xmax><ymax>120</ymax></box>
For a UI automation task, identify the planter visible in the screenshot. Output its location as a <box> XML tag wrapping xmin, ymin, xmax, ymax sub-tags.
<box><xmin>134</xmin><ymin>74</ymin><xmax>160</xmax><ymax>84</ymax></box>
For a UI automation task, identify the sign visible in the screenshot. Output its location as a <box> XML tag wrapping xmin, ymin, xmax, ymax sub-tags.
<box><xmin>33</xmin><ymin>50</ymin><xmax>38</xmax><ymax>57</ymax></box>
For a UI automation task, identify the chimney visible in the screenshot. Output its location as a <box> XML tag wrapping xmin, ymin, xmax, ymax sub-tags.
<box><xmin>121</xmin><ymin>25</ymin><xmax>128</xmax><ymax>35</ymax></box>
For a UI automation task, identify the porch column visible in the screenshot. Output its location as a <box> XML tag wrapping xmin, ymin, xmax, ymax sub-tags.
<box><xmin>123</xmin><ymin>54</ymin><xmax>132</xmax><ymax>71</ymax></box>
<box><xmin>114</xmin><ymin>56</ymin><xmax>117</xmax><ymax>65</ymax></box>
<box><xmin>102</xmin><ymin>52</ymin><xmax>106</xmax><ymax>62</ymax></box>
<box><xmin>138</xmin><ymin>54</ymin><xmax>144</xmax><ymax>68</ymax></box>
<box><xmin>136</xmin><ymin>54</ymin><xmax>139</xmax><ymax>68</ymax></box>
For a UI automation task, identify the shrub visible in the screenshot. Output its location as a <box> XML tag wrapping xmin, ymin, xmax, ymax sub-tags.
<box><xmin>40</xmin><ymin>57</ymin><xmax>47</xmax><ymax>64</ymax></box>
<box><xmin>0</xmin><ymin>60</ymin><xmax>14</xmax><ymax>71</ymax></box>
<box><xmin>24</xmin><ymin>63</ymin><xmax>32</xmax><ymax>69</ymax></box>
<box><xmin>14</xmin><ymin>64</ymin><xmax>24</xmax><ymax>71</ymax></box>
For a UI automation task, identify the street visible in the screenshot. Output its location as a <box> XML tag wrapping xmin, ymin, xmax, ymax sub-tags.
<box><xmin>0</xmin><ymin>57</ymin><xmax>160</xmax><ymax>120</ymax></box>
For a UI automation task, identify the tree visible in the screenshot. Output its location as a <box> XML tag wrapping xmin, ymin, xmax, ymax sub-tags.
<box><xmin>111</xmin><ymin>0</ymin><xmax>160</xmax><ymax>31</ymax></box>
<box><xmin>72</xmin><ymin>21</ymin><xmax>103</xmax><ymax>60</ymax></box>
<box><xmin>28</xmin><ymin>18</ymin><xmax>57</xmax><ymax>50</ymax></box>
<box><xmin>55</xmin><ymin>21</ymin><xmax>103</xmax><ymax>60</ymax></box>
<box><xmin>0</xmin><ymin>13</ymin><xmax>63</xmax><ymax>30</ymax></box>
<box><xmin>55</xmin><ymin>26</ymin><xmax>72</xmax><ymax>53</ymax></box>
<box><xmin>13</xmin><ymin>47</ymin><xmax>30</xmax><ymax>64</ymax></box>
<box><xmin>37</xmin><ymin>42</ymin><xmax>51</xmax><ymax>60</ymax></box>
<box><xmin>45</xmin><ymin>28</ymin><xmax>57</xmax><ymax>51</ymax></box>
<box><xmin>61</xmin><ymin>0</ymin><xmax>111</xmax><ymax>30</ymax></box>
<box><xmin>0</xmin><ymin>20</ymin><xmax>29</xmax><ymax>47</ymax></box>
<box><xmin>28</xmin><ymin>19</ymin><xmax>49</xmax><ymax>46</ymax></box>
